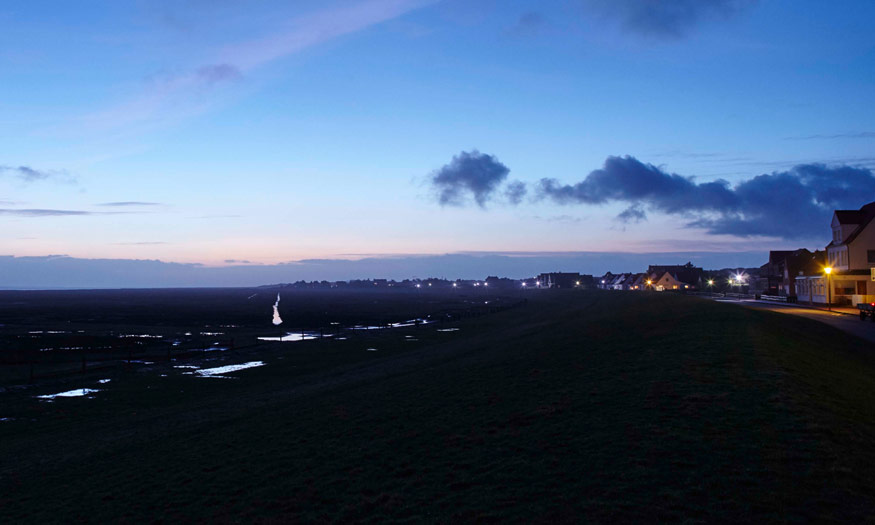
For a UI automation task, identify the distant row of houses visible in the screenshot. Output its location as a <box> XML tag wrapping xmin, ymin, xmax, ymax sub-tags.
<box><xmin>594</xmin><ymin>262</ymin><xmax>711</xmax><ymax>292</ymax></box>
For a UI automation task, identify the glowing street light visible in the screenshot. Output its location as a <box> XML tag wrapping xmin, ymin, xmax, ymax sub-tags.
<box><xmin>824</xmin><ymin>266</ymin><xmax>833</xmax><ymax>311</ymax></box>
<box><xmin>646</xmin><ymin>279</ymin><xmax>652</xmax><ymax>291</ymax></box>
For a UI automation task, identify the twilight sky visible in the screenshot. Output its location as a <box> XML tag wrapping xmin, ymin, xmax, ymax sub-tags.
<box><xmin>2</xmin><ymin>0</ymin><xmax>875</xmax><ymax>283</ymax></box>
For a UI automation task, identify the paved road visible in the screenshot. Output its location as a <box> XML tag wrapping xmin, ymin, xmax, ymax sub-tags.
<box><xmin>714</xmin><ymin>298</ymin><xmax>875</xmax><ymax>343</ymax></box>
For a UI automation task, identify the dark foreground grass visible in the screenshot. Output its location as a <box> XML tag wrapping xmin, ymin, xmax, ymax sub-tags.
<box><xmin>2</xmin><ymin>291</ymin><xmax>875</xmax><ymax>522</ymax></box>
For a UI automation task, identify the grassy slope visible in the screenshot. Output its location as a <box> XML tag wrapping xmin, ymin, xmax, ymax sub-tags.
<box><xmin>2</xmin><ymin>291</ymin><xmax>875</xmax><ymax>522</ymax></box>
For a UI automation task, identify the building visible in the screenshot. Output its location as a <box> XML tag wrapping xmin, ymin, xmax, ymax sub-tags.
<box><xmin>645</xmin><ymin>262</ymin><xmax>704</xmax><ymax>291</ymax></box>
<box><xmin>761</xmin><ymin>249</ymin><xmax>825</xmax><ymax>298</ymax></box>
<box><xmin>797</xmin><ymin>201</ymin><xmax>875</xmax><ymax>306</ymax></box>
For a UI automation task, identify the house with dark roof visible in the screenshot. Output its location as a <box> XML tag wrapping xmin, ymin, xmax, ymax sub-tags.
<box><xmin>762</xmin><ymin>249</ymin><xmax>825</xmax><ymax>297</ymax></box>
<box><xmin>645</xmin><ymin>262</ymin><xmax>704</xmax><ymax>291</ymax></box>
<box><xmin>797</xmin><ymin>201</ymin><xmax>875</xmax><ymax>306</ymax></box>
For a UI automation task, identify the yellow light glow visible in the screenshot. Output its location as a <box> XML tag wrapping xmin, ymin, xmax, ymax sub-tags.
<box><xmin>824</xmin><ymin>266</ymin><xmax>832</xmax><ymax>274</ymax></box>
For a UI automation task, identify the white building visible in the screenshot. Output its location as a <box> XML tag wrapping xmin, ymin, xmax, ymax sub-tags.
<box><xmin>798</xmin><ymin>202</ymin><xmax>875</xmax><ymax>306</ymax></box>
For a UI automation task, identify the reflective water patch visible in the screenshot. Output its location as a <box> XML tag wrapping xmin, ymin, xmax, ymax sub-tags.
<box><xmin>194</xmin><ymin>361</ymin><xmax>265</xmax><ymax>377</ymax></box>
<box><xmin>437</xmin><ymin>328</ymin><xmax>460</xmax><ymax>332</ymax></box>
<box><xmin>257</xmin><ymin>332</ymin><xmax>327</xmax><ymax>342</ymax></box>
<box><xmin>37</xmin><ymin>388</ymin><xmax>99</xmax><ymax>400</ymax></box>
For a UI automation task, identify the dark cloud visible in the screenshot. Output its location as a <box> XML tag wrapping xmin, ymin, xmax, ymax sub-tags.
<box><xmin>584</xmin><ymin>0</ymin><xmax>755</xmax><ymax>39</ymax></box>
<box><xmin>505</xmin><ymin>180</ymin><xmax>527</xmax><ymax>205</ymax></box>
<box><xmin>538</xmin><ymin>155</ymin><xmax>875</xmax><ymax>240</ymax></box>
<box><xmin>431</xmin><ymin>150</ymin><xmax>511</xmax><ymax>207</ymax></box>
<box><xmin>97</xmin><ymin>201</ymin><xmax>162</xmax><ymax>207</ymax></box>
<box><xmin>538</xmin><ymin>156</ymin><xmax>737</xmax><ymax>212</ymax></box>
<box><xmin>195</xmin><ymin>63</ymin><xmax>242</xmax><ymax>85</ymax></box>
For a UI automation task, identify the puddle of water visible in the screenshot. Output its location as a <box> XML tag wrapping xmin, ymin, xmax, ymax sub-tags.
<box><xmin>366</xmin><ymin>348</ymin><xmax>378</xmax><ymax>352</ymax></box>
<box><xmin>193</xmin><ymin>361</ymin><xmax>265</xmax><ymax>377</ymax></box>
<box><xmin>37</xmin><ymin>388</ymin><xmax>99</xmax><ymax>400</ymax></box>
<box><xmin>204</xmin><ymin>346</ymin><xmax>230</xmax><ymax>352</ymax></box>
<box><xmin>174</xmin><ymin>365</ymin><xmax>199</xmax><ymax>369</ymax></box>
<box><xmin>97</xmin><ymin>379</ymin><xmax>111</xmax><ymax>384</ymax></box>
<box><xmin>336</xmin><ymin>337</ymin><xmax>348</xmax><ymax>341</ymax></box>
<box><xmin>0</xmin><ymin>417</ymin><xmax>14</xmax><ymax>422</ymax></box>
<box><xmin>406</xmin><ymin>338</ymin><xmax>419</xmax><ymax>342</ymax></box>
<box><xmin>437</xmin><ymin>328</ymin><xmax>460</xmax><ymax>332</ymax></box>
<box><xmin>129</xmin><ymin>360</ymin><xmax>155</xmax><ymax>364</ymax></box>
<box><xmin>200</xmin><ymin>332</ymin><xmax>224</xmax><ymax>336</ymax></box>
<box><xmin>258</xmin><ymin>332</ymin><xmax>329</xmax><ymax>342</ymax></box>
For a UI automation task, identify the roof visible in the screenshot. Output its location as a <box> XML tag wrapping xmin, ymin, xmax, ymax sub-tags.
<box><xmin>834</xmin><ymin>210</ymin><xmax>864</xmax><ymax>225</ymax></box>
<box><xmin>835</xmin><ymin>201</ymin><xmax>875</xmax><ymax>246</ymax></box>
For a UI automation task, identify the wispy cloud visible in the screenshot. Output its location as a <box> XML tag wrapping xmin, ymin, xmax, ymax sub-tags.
<box><xmin>583</xmin><ymin>0</ymin><xmax>756</xmax><ymax>39</ymax></box>
<box><xmin>507</xmin><ymin>12</ymin><xmax>547</xmax><ymax>37</ymax></box>
<box><xmin>0</xmin><ymin>208</ymin><xmax>94</xmax><ymax>217</ymax></box>
<box><xmin>110</xmin><ymin>241</ymin><xmax>170</xmax><ymax>245</ymax></box>
<box><xmin>0</xmin><ymin>207</ymin><xmax>147</xmax><ymax>217</ymax></box>
<box><xmin>0</xmin><ymin>165</ymin><xmax>74</xmax><ymax>183</ymax></box>
<box><xmin>785</xmin><ymin>131</ymin><xmax>875</xmax><ymax>140</ymax></box>
<box><xmin>191</xmin><ymin>214</ymin><xmax>242</xmax><ymax>219</ymax></box>
<box><xmin>80</xmin><ymin>0</ymin><xmax>433</xmax><ymax>132</ymax></box>
<box><xmin>96</xmin><ymin>201</ymin><xmax>163</xmax><ymax>207</ymax></box>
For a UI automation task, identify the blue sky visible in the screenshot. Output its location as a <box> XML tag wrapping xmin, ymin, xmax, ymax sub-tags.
<box><xmin>1</xmin><ymin>0</ymin><xmax>874</xmax><ymax>282</ymax></box>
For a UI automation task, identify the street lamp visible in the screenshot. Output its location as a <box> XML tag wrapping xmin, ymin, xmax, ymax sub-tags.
<box><xmin>646</xmin><ymin>279</ymin><xmax>652</xmax><ymax>291</ymax></box>
<box><xmin>824</xmin><ymin>266</ymin><xmax>832</xmax><ymax>311</ymax></box>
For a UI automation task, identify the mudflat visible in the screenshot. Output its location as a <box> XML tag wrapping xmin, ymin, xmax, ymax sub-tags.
<box><xmin>2</xmin><ymin>289</ymin><xmax>875</xmax><ymax>522</ymax></box>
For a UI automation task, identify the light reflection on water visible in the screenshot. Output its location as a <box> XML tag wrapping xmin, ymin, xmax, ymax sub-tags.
<box><xmin>193</xmin><ymin>361</ymin><xmax>265</xmax><ymax>377</ymax></box>
<box><xmin>257</xmin><ymin>332</ymin><xmax>330</xmax><ymax>342</ymax></box>
<box><xmin>37</xmin><ymin>388</ymin><xmax>99</xmax><ymax>400</ymax></box>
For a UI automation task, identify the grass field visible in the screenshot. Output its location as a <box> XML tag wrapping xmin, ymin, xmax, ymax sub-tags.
<box><xmin>2</xmin><ymin>290</ymin><xmax>875</xmax><ymax>522</ymax></box>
